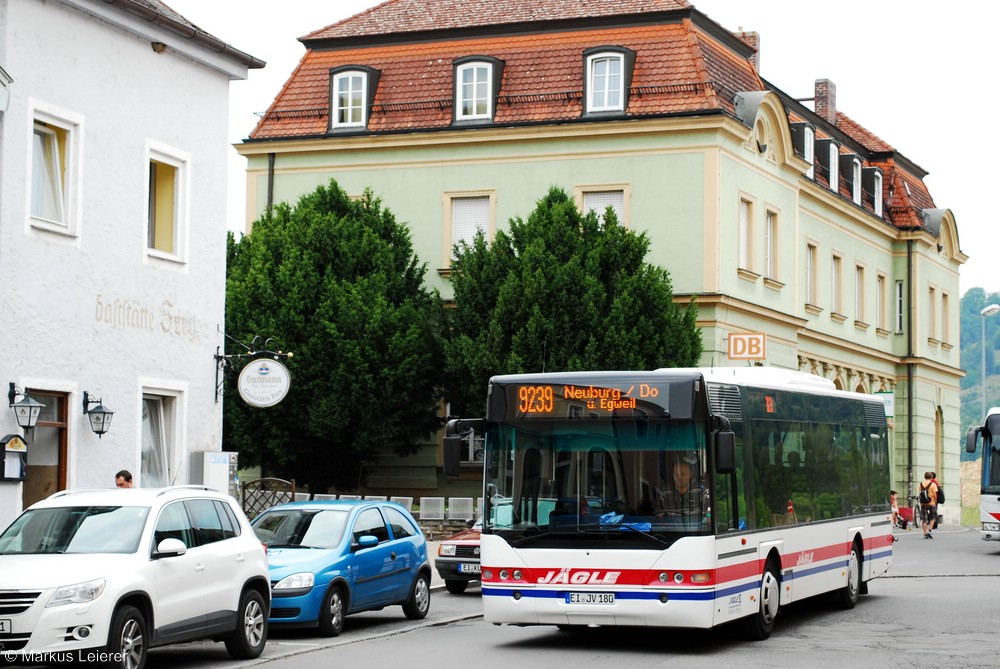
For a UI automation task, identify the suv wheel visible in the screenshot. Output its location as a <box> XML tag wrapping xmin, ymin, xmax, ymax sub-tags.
<box><xmin>108</xmin><ymin>604</ymin><xmax>147</xmax><ymax>669</ymax></box>
<box><xmin>224</xmin><ymin>588</ymin><xmax>268</xmax><ymax>659</ymax></box>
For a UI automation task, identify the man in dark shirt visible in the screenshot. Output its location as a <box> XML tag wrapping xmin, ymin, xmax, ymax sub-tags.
<box><xmin>657</xmin><ymin>458</ymin><xmax>707</xmax><ymax>528</ymax></box>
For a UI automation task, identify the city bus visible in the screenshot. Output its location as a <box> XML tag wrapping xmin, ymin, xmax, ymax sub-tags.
<box><xmin>965</xmin><ymin>407</ymin><xmax>1000</xmax><ymax>541</ymax></box>
<box><xmin>445</xmin><ymin>367</ymin><xmax>892</xmax><ymax>639</ymax></box>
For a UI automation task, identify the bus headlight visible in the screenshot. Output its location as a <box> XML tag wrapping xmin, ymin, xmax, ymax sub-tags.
<box><xmin>983</xmin><ymin>522</ymin><xmax>1000</xmax><ymax>532</ymax></box>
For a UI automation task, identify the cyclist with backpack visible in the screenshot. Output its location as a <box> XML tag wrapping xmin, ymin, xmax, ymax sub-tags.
<box><xmin>918</xmin><ymin>471</ymin><xmax>939</xmax><ymax>539</ymax></box>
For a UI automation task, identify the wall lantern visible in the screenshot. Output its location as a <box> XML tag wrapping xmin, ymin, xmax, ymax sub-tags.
<box><xmin>82</xmin><ymin>391</ymin><xmax>114</xmax><ymax>438</ymax></box>
<box><xmin>8</xmin><ymin>383</ymin><xmax>44</xmax><ymax>443</ymax></box>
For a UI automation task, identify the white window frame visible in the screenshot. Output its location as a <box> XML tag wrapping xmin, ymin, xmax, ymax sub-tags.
<box><xmin>764</xmin><ymin>209</ymin><xmax>778</xmax><ymax>280</ymax></box>
<box><xmin>855</xmin><ymin>264</ymin><xmax>865</xmax><ymax>322</ymax></box>
<box><xmin>941</xmin><ymin>291</ymin><xmax>950</xmax><ymax>344</ymax></box>
<box><xmin>578</xmin><ymin>186</ymin><xmax>628</xmax><ymax>227</ymax></box>
<box><xmin>738</xmin><ymin>197</ymin><xmax>754</xmax><ymax>271</ymax></box>
<box><xmin>139</xmin><ymin>383</ymin><xmax>184</xmax><ymax>488</ymax></box>
<box><xmin>332</xmin><ymin>71</ymin><xmax>367</xmax><ymax>128</ymax></box>
<box><xmin>806</xmin><ymin>242</ymin><xmax>818</xmax><ymax>306</ymax></box>
<box><xmin>851</xmin><ymin>157</ymin><xmax>862</xmax><ymax>205</ymax></box>
<box><xmin>456</xmin><ymin>62</ymin><xmax>492</xmax><ymax>120</ymax></box>
<box><xmin>873</xmin><ymin>171</ymin><xmax>883</xmax><ymax>216</ymax></box>
<box><xmin>895</xmin><ymin>280</ymin><xmax>905</xmax><ymax>333</ymax></box>
<box><xmin>928</xmin><ymin>285</ymin><xmax>937</xmax><ymax>341</ymax></box>
<box><xmin>145</xmin><ymin>140</ymin><xmax>190</xmax><ymax>264</ymax></box>
<box><xmin>831</xmin><ymin>253</ymin><xmax>843</xmax><ymax>314</ymax></box>
<box><xmin>443</xmin><ymin>191</ymin><xmax>496</xmax><ymax>267</ymax></box>
<box><xmin>828</xmin><ymin>142</ymin><xmax>839</xmax><ymax>192</ymax></box>
<box><xmin>876</xmin><ymin>273</ymin><xmax>887</xmax><ymax>331</ymax></box>
<box><xmin>28</xmin><ymin>101</ymin><xmax>83</xmax><ymax>237</ymax></box>
<box><xmin>586</xmin><ymin>52</ymin><xmax>624</xmax><ymax>112</ymax></box>
<box><xmin>804</xmin><ymin>126</ymin><xmax>815</xmax><ymax>179</ymax></box>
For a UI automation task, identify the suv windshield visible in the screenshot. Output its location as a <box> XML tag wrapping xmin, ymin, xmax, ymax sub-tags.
<box><xmin>0</xmin><ymin>506</ymin><xmax>150</xmax><ymax>555</ymax></box>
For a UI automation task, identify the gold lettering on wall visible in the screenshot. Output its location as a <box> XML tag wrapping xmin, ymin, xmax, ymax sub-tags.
<box><xmin>95</xmin><ymin>294</ymin><xmax>207</xmax><ymax>342</ymax></box>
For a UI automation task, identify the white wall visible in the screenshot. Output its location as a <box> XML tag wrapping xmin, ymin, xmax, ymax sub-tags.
<box><xmin>0</xmin><ymin>0</ymin><xmax>253</xmax><ymax>527</ymax></box>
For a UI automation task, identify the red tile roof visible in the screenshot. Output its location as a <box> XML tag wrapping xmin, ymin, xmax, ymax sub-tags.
<box><xmin>251</xmin><ymin>18</ymin><xmax>760</xmax><ymax>140</ymax></box>
<box><xmin>248</xmin><ymin>0</ymin><xmax>935</xmax><ymax>232</ymax></box>
<box><xmin>303</xmin><ymin>0</ymin><xmax>693</xmax><ymax>42</ymax></box>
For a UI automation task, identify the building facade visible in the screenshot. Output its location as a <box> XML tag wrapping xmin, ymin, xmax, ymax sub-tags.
<box><xmin>0</xmin><ymin>0</ymin><xmax>262</xmax><ymax>527</ymax></box>
<box><xmin>237</xmin><ymin>0</ymin><xmax>964</xmax><ymax>519</ymax></box>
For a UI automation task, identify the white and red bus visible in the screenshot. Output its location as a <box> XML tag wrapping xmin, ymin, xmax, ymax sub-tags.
<box><xmin>966</xmin><ymin>407</ymin><xmax>1000</xmax><ymax>541</ymax></box>
<box><xmin>447</xmin><ymin>367</ymin><xmax>892</xmax><ymax>639</ymax></box>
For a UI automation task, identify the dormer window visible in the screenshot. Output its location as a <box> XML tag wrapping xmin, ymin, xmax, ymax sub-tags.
<box><xmin>329</xmin><ymin>66</ymin><xmax>380</xmax><ymax>131</ymax></box>
<box><xmin>453</xmin><ymin>57</ymin><xmax>504</xmax><ymax>123</ymax></box>
<box><xmin>839</xmin><ymin>154</ymin><xmax>862</xmax><ymax>205</ymax></box>
<box><xmin>790</xmin><ymin>122</ymin><xmax>815</xmax><ymax>179</ymax></box>
<box><xmin>815</xmin><ymin>138</ymin><xmax>839</xmax><ymax>191</ymax></box>
<box><xmin>583</xmin><ymin>47</ymin><xmax>635</xmax><ymax>115</ymax></box>
<box><xmin>863</xmin><ymin>167</ymin><xmax>884</xmax><ymax>217</ymax></box>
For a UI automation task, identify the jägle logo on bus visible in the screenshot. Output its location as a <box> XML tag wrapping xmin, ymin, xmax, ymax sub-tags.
<box><xmin>536</xmin><ymin>568</ymin><xmax>621</xmax><ymax>585</ymax></box>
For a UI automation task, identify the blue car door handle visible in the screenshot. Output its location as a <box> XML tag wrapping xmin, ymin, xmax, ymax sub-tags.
<box><xmin>390</xmin><ymin>552</ymin><xmax>397</xmax><ymax>560</ymax></box>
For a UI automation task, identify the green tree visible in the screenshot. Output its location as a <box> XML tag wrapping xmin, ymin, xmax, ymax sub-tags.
<box><xmin>960</xmin><ymin>287</ymin><xmax>1000</xmax><ymax>437</ymax></box>
<box><xmin>444</xmin><ymin>186</ymin><xmax>702</xmax><ymax>416</ymax></box>
<box><xmin>224</xmin><ymin>181</ymin><xmax>445</xmax><ymax>492</ymax></box>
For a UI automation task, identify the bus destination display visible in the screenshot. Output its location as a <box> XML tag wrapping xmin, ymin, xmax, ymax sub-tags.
<box><xmin>512</xmin><ymin>382</ymin><xmax>668</xmax><ymax>418</ymax></box>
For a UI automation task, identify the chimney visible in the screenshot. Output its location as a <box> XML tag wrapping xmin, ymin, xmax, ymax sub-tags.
<box><xmin>735</xmin><ymin>30</ymin><xmax>760</xmax><ymax>71</ymax></box>
<box><xmin>814</xmin><ymin>79</ymin><xmax>837</xmax><ymax>125</ymax></box>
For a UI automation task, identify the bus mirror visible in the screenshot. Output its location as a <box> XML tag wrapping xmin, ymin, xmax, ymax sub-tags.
<box><xmin>443</xmin><ymin>435</ymin><xmax>461</xmax><ymax>477</ymax></box>
<box><xmin>715</xmin><ymin>430</ymin><xmax>735</xmax><ymax>474</ymax></box>
<box><xmin>966</xmin><ymin>426</ymin><xmax>981</xmax><ymax>454</ymax></box>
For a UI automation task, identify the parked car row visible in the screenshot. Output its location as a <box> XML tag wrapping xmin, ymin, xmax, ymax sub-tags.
<box><xmin>0</xmin><ymin>489</ymin><xmax>437</xmax><ymax>668</ymax></box>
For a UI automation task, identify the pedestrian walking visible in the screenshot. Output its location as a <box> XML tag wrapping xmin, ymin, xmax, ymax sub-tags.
<box><xmin>918</xmin><ymin>471</ymin><xmax>938</xmax><ymax>539</ymax></box>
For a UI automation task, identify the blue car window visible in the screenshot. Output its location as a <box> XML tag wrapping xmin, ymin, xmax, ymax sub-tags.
<box><xmin>383</xmin><ymin>507</ymin><xmax>417</xmax><ymax>539</ymax></box>
<box><xmin>299</xmin><ymin>510</ymin><xmax>349</xmax><ymax>548</ymax></box>
<box><xmin>352</xmin><ymin>507</ymin><xmax>389</xmax><ymax>544</ymax></box>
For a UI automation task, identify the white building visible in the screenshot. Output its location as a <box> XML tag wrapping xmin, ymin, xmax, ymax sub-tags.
<box><xmin>0</xmin><ymin>0</ymin><xmax>262</xmax><ymax>527</ymax></box>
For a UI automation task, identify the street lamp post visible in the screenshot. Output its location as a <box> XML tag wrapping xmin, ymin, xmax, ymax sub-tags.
<box><xmin>982</xmin><ymin>303</ymin><xmax>1000</xmax><ymax>420</ymax></box>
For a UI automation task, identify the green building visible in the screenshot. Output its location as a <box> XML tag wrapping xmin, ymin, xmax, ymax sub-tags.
<box><xmin>237</xmin><ymin>0</ymin><xmax>964</xmax><ymax>519</ymax></box>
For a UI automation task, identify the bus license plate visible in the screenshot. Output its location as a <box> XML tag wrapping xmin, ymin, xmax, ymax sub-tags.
<box><xmin>566</xmin><ymin>592</ymin><xmax>614</xmax><ymax>605</ymax></box>
<box><xmin>0</xmin><ymin>618</ymin><xmax>10</xmax><ymax>634</ymax></box>
<box><xmin>458</xmin><ymin>563</ymin><xmax>481</xmax><ymax>574</ymax></box>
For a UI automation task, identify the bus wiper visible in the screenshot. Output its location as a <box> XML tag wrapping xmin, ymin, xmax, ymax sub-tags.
<box><xmin>612</xmin><ymin>524</ymin><xmax>671</xmax><ymax>547</ymax></box>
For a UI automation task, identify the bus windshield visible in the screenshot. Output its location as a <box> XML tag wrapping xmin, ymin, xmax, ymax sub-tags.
<box><xmin>484</xmin><ymin>418</ymin><xmax>711</xmax><ymax>545</ymax></box>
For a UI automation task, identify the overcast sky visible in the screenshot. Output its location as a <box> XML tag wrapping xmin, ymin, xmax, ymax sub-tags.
<box><xmin>165</xmin><ymin>0</ymin><xmax>998</xmax><ymax>297</ymax></box>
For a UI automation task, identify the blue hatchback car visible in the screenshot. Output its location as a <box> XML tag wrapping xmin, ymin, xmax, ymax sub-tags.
<box><xmin>250</xmin><ymin>499</ymin><xmax>431</xmax><ymax>636</ymax></box>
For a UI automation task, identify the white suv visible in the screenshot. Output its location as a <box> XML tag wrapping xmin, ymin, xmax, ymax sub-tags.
<box><xmin>0</xmin><ymin>486</ymin><xmax>270</xmax><ymax>668</ymax></box>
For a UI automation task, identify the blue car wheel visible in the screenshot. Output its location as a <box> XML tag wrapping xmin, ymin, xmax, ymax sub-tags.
<box><xmin>402</xmin><ymin>573</ymin><xmax>430</xmax><ymax>620</ymax></box>
<box><xmin>317</xmin><ymin>585</ymin><xmax>345</xmax><ymax>637</ymax></box>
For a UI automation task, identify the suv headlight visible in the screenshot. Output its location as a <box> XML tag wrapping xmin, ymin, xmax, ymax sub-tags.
<box><xmin>274</xmin><ymin>572</ymin><xmax>315</xmax><ymax>590</ymax></box>
<box><xmin>438</xmin><ymin>544</ymin><xmax>457</xmax><ymax>557</ymax></box>
<box><xmin>47</xmin><ymin>578</ymin><xmax>106</xmax><ymax>607</ymax></box>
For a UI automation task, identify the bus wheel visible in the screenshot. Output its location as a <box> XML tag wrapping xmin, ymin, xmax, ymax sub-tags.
<box><xmin>743</xmin><ymin>559</ymin><xmax>780</xmax><ymax>640</ymax></box>
<box><xmin>836</xmin><ymin>541</ymin><xmax>861</xmax><ymax>609</ymax></box>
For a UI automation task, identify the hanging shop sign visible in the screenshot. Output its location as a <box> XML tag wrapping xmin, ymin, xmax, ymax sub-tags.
<box><xmin>237</xmin><ymin>358</ymin><xmax>291</xmax><ymax>408</ymax></box>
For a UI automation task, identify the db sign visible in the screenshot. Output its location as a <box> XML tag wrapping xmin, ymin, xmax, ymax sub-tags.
<box><xmin>728</xmin><ymin>332</ymin><xmax>767</xmax><ymax>360</ymax></box>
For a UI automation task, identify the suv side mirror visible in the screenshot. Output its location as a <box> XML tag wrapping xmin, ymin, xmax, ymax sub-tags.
<box><xmin>154</xmin><ymin>537</ymin><xmax>187</xmax><ymax>558</ymax></box>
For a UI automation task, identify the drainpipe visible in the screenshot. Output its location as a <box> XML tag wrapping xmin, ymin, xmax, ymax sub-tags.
<box><xmin>906</xmin><ymin>239</ymin><xmax>914</xmax><ymax>497</ymax></box>
<box><xmin>267</xmin><ymin>153</ymin><xmax>276</xmax><ymax>213</ymax></box>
